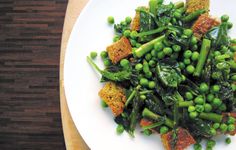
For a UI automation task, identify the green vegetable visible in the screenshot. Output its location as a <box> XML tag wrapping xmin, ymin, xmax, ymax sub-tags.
<box><xmin>228</xmin><ymin>124</ymin><xmax>235</xmax><ymax>132</ymax></box>
<box><xmin>120</xmin><ymin>59</ymin><xmax>130</xmax><ymax>68</ymax></box>
<box><xmin>107</xmin><ymin>16</ymin><xmax>115</xmax><ymax>24</ymax></box>
<box><xmin>199</xmin><ymin>83</ymin><xmax>209</xmax><ymax>93</ymax></box>
<box><xmin>199</xmin><ymin>112</ymin><xmax>223</xmax><ymax>123</ymax></box>
<box><xmin>90</xmin><ymin>51</ymin><xmax>97</xmax><ymax>59</ymax></box>
<box><xmin>185</xmin><ymin>92</ymin><xmax>193</xmax><ymax>100</ymax></box>
<box><xmin>194</xmin><ymin>39</ymin><xmax>211</xmax><ymax>77</ymax></box>
<box><xmin>160</xmin><ymin>126</ymin><xmax>169</xmax><ymax>134</ymax></box>
<box><xmin>184</xmin><ymin>50</ymin><xmax>192</xmax><ymax>58</ymax></box>
<box><xmin>188</xmin><ymin>106</ymin><xmax>196</xmax><ymax>112</ymax></box>
<box><xmin>213</xmin><ymin>123</ymin><xmax>220</xmax><ymax>129</ymax></box>
<box><xmin>101</xmin><ymin>100</ymin><xmax>108</xmax><ymax>108</ymax></box>
<box><xmin>148</xmin><ymin>81</ymin><xmax>156</xmax><ymax>89</ymax></box>
<box><xmin>225</xmin><ymin>137</ymin><xmax>231</xmax><ymax>144</ymax></box>
<box><xmin>142</xmin><ymin>108</ymin><xmax>174</xmax><ymax>128</ymax></box>
<box><xmin>135</xmin><ymin>63</ymin><xmax>143</xmax><ymax>71</ymax></box>
<box><xmin>190</xmin><ymin>112</ymin><xmax>198</xmax><ymax>118</ymax></box>
<box><xmin>221</xmin><ymin>15</ymin><xmax>229</xmax><ymax>22</ymax></box>
<box><xmin>191</xmin><ymin>52</ymin><xmax>199</xmax><ymax>61</ymax></box>
<box><xmin>212</xmin><ymin>98</ymin><xmax>222</xmax><ymax>107</ymax></box>
<box><xmin>204</xmin><ymin>103</ymin><xmax>212</xmax><ymax>112</ymax></box>
<box><xmin>87</xmin><ymin>56</ymin><xmax>131</xmax><ymax>82</ymax></box>
<box><xmin>183</xmin><ymin>29</ymin><xmax>193</xmax><ymax>38</ymax></box>
<box><xmin>140</xmin><ymin>78</ymin><xmax>149</xmax><ymax>87</ymax></box>
<box><xmin>156</xmin><ymin>60</ymin><xmax>183</xmax><ymax>88</ymax></box>
<box><xmin>116</xmin><ymin>124</ymin><xmax>125</xmax><ymax>134</ymax></box>
<box><xmin>220</xmin><ymin>123</ymin><xmax>228</xmax><ymax>132</ymax></box>
<box><xmin>194</xmin><ymin>96</ymin><xmax>204</xmax><ymax>105</ymax></box>
<box><xmin>100</xmin><ymin>51</ymin><xmax>108</xmax><ymax>59</ymax></box>
<box><xmin>194</xmin><ymin>143</ymin><xmax>202</xmax><ymax>150</ymax></box>
<box><xmin>133</xmin><ymin>35</ymin><xmax>165</xmax><ymax>58</ymax></box>
<box><xmin>125</xmin><ymin>16</ymin><xmax>132</xmax><ymax>24</ymax></box>
<box><xmin>172</xmin><ymin>45</ymin><xmax>181</xmax><ymax>52</ymax></box>
<box><xmin>227</xmin><ymin>117</ymin><xmax>236</xmax><ymax>124</ymax></box>
<box><xmin>163</xmin><ymin>47</ymin><xmax>173</xmax><ymax>55</ymax></box>
<box><xmin>186</xmin><ymin>65</ymin><xmax>195</xmax><ymax>74</ymax></box>
<box><xmin>179</xmin><ymin>101</ymin><xmax>194</xmax><ymax>107</ymax></box>
<box><xmin>182</xmin><ymin>9</ymin><xmax>206</xmax><ymax>23</ymax></box>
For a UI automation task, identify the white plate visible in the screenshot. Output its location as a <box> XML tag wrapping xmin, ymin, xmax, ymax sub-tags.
<box><xmin>64</xmin><ymin>0</ymin><xmax>236</xmax><ymax>149</ymax></box>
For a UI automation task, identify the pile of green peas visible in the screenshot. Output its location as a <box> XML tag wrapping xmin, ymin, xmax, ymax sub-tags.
<box><xmin>186</xmin><ymin>83</ymin><xmax>228</xmax><ymax>119</ymax></box>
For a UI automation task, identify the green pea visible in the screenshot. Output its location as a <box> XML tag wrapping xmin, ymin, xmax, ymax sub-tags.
<box><xmin>179</xmin><ymin>62</ymin><xmax>185</xmax><ymax>70</ymax></box>
<box><xmin>116</xmin><ymin>124</ymin><xmax>124</xmax><ymax>134</ymax></box>
<box><xmin>107</xmin><ymin>16</ymin><xmax>115</xmax><ymax>24</ymax></box>
<box><xmin>148</xmin><ymin>81</ymin><xmax>156</xmax><ymax>89</ymax></box>
<box><xmin>225</xmin><ymin>137</ymin><xmax>231</xmax><ymax>144</ymax></box>
<box><xmin>183</xmin><ymin>58</ymin><xmax>191</xmax><ymax>65</ymax></box>
<box><xmin>140</xmin><ymin>78</ymin><xmax>149</xmax><ymax>87</ymax></box>
<box><xmin>160</xmin><ymin>126</ymin><xmax>169</xmax><ymax>134</ymax></box>
<box><xmin>207</xmin><ymin>94</ymin><xmax>214</xmax><ymax>102</ymax></box>
<box><xmin>207</xmin><ymin>139</ymin><xmax>216</xmax><ymax>148</ymax></box>
<box><xmin>221</xmin><ymin>14</ymin><xmax>229</xmax><ymax>22</ymax></box>
<box><xmin>157</xmin><ymin>51</ymin><xmax>165</xmax><ymax>59</ymax></box>
<box><xmin>125</xmin><ymin>16</ymin><xmax>132</xmax><ymax>24</ymax></box>
<box><xmin>101</xmin><ymin>100</ymin><xmax>108</xmax><ymax>108</ymax></box>
<box><xmin>204</xmin><ymin>103</ymin><xmax>212</xmax><ymax>112</ymax></box>
<box><xmin>151</xmin><ymin>50</ymin><xmax>157</xmax><ymax>57</ymax></box>
<box><xmin>188</xmin><ymin>106</ymin><xmax>196</xmax><ymax>112</ymax></box>
<box><xmin>189</xmin><ymin>111</ymin><xmax>198</xmax><ymax>119</ymax></box>
<box><xmin>130</xmin><ymin>31</ymin><xmax>138</xmax><ymax>39</ymax></box>
<box><xmin>228</xmin><ymin>117</ymin><xmax>236</xmax><ymax>124</ymax></box>
<box><xmin>183</xmin><ymin>29</ymin><xmax>193</xmax><ymax>37</ymax></box>
<box><xmin>120</xmin><ymin>59</ymin><xmax>129</xmax><ymax>68</ymax></box>
<box><xmin>194</xmin><ymin>96</ymin><xmax>204</xmax><ymax>104</ymax></box>
<box><xmin>172</xmin><ymin>45</ymin><xmax>181</xmax><ymax>52</ymax></box>
<box><xmin>103</xmin><ymin>59</ymin><xmax>111</xmax><ymax>66</ymax></box>
<box><xmin>149</xmin><ymin>60</ymin><xmax>156</xmax><ymax>68</ymax></box>
<box><xmin>90</xmin><ymin>51</ymin><xmax>97</xmax><ymax>59</ymax></box>
<box><xmin>186</xmin><ymin>65</ymin><xmax>195</xmax><ymax>74</ymax></box>
<box><xmin>212</xmin><ymin>85</ymin><xmax>220</xmax><ymax>93</ymax></box>
<box><xmin>123</xmin><ymin>30</ymin><xmax>131</xmax><ymax>37</ymax></box>
<box><xmin>210</xmin><ymin>128</ymin><xmax>217</xmax><ymax>135</ymax></box>
<box><xmin>145</xmin><ymin>53</ymin><xmax>152</xmax><ymax>61</ymax></box>
<box><xmin>231</xmin><ymin>75</ymin><xmax>236</xmax><ymax>81</ymax></box>
<box><xmin>191</xmin><ymin>36</ymin><xmax>198</xmax><ymax>45</ymax></box>
<box><xmin>145</xmin><ymin>71</ymin><xmax>152</xmax><ymax>78</ymax></box>
<box><xmin>220</xmin><ymin>123</ymin><xmax>228</xmax><ymax>132</ymax></box>
<box><xmin>113</xmin><ymin>35</ymin><xmax>120</xmax><ymax>42</ymax></box>
<box><xmin>213</xmin><ymin>123</ymin><xmax>220</xmax><ymax>129</ymax></box>
<box><xmin>100</xmin><ymin>51</ymin><xmax>108</xmax><ymax>59</ymax></box>
<box><xmin>185</xmin><ymin>92</ymin><xmax>193</xmax><ymax>100</ymax></box>
<box><xmin>199</xmin><ymin>83</ymin><xmax>209</xmax><ymax>93</ymax></box>
<box><xmin>231</xmin><ymin>39</ymin><xmax>236</xmax><ymax>44</ymax></box>
<box><xmin>191</xmin><ymin>51</ymin><xmax>199</xmax><ymax>61</ymax></box>
<box><xmin>212</xmin><ymin>98</ymin><xmax>222</xmax><ymax>107</ymax></box>
<box><xmin>143</xmin><ymin>129</ymin><xmax>152</xmax><ymax>136</ymax></box>
<box><xmin>228</xmin><ymin>124</ymin><xmax>235</xmax><ymax>132</ymax></box>
<box><xmin>135</xmin><ymin>63</ymin><xmax>143</xmax><ymax>71</ymax></box>
<box><xmin>194</xmin><ymin>143</ymin><xmax>202</xmax><ymax>150</ymax></box>
<box><xmin>219</xmin><ymin>103</ymin><xmax>227</xmax><ymax>111</ymax></box>
<box><xmin>140</xmin><ymin>95</ymin><xmax>147</xmax><ymax>100</ymax></box>
<box><xmin>184</xmin><ymin>50</ymin><xmax>192</xmax><ymax>58</ymax></box>
<box><xmin>196</xmin><ymin>105</ymin><xmax>204</xmax><ymax>113</ymax></box>
<box><xmin>163</xmin><ymin>47</ymin><xmax>173</xmax><ymax>56</ymax></box>
<box><xmin>154</xmin><ymin>42</ymin><xmax>164</xmax><ymax>52</ymax></box>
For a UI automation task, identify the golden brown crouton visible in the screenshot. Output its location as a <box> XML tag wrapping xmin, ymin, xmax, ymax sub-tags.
<box><xmin>98</xmin><ymin>82</ymin><xmax>126</xmax><ymax>116</ymax></box>
<box><xmin>186</xmin><ymin>0</ymin><xmax>210</xmax><ymax>14</ymax></box>
<box><xmin>192</xmin><ymin>14</ymin><xmax>220</xmax><ymax>39</ymax></box>
<box><xmin>106</xmin><ymin>37</ymin><xmax>132</xmax><ymax>64</ymax></box>
<box><xmin>161</xmin><ymin>128</ymin><xmax>196</xmax><ymax>150</ymax></box>
<box><xmin>131</xmin><ymin>11</ymin><xmax>140</xmax><ymax>31</ymax></box>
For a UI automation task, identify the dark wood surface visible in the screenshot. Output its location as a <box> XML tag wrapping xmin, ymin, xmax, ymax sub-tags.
<box><xmin>0</xmin><ymin>0</ymin><xmax>67</xmax><ymax>149</ymax></box>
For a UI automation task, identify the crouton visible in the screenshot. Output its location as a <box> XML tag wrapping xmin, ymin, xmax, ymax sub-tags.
<box><xmin>106</xmin><ymin>37</ymin><xmax>132</xmax><ymax>64</ymax></box>
<box><xmin>98</xmin><ymin>82</ymin><xmax>126</xmax><ymax>116</ymax></box>
<box><xmin>186</xmin><ymin>0</ymin><xmax>210</xmax><ymax>14</ymax></box>
<box><xmin>140</xmin><ymin>118</ymin><xmax>153</xmax><ymax>127</ymax></box>
<box><xmin>192</xmin><ymin>14</ymin><xmax>220</xmax><ymax>39</ymax></box>
<box><xmin>131</xmin><ymin>11</ymin><xmax>140</xmax><ymax>31</ymax></box>
<box><xmin>161</xmin><ymin>128</ymin><xmax>196</xmax><ymax>150</ymax></box>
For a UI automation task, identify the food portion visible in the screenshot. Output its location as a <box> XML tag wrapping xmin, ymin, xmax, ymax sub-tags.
<box><xmin>88</xmin><ymin>0</ymin><xmax>236</xmax><ymax>149</ymax></box>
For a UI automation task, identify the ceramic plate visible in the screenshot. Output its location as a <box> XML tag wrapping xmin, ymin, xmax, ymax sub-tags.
<box><xmin>64</xmin><ymin>0</ymin><xmax>236</xmax><ymax>149</ymax></box>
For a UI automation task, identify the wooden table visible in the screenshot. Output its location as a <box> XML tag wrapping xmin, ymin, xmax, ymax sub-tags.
<box><xmin>60</xmin><ymin>0</ymin><xmax>90</xmax><ymax>149</ymax></box>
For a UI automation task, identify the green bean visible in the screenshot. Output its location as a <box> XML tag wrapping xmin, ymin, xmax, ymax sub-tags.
<box><xmin>133</xmin><ymin>35</ymin><xmax>165</xmax><ymax>58</ymax></box>
<box><xmin>199</xmin><ymin>112</ymin><xmax>223</xmax><ymax>123</ymax></box>
<box><xmin>174</xmin><ymin>1</ymin><xmax>184</xmax><ymax>9</ymax></box>
<box><xmin>194</xmin><ymin>39</ymin><xmax>211</xmax><ymax>77</ymax></box>
<box><xmin>182</xmin><ymin>9</ymin><xmax>206</xmax><ymax>23</ymax></box>
<box><xmin>137</xmin><ymin>27</ymin><xmax>167</xmax><ymax>37</ymax></box>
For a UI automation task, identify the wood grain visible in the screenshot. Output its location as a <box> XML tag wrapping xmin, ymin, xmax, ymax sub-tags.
<box><xmin>60</xmin><ymin>0</ymin><xmax>90</xmax><ymax>150</ymax></box>
<box><xmin>0</xmin><ymin>0</ymin><xmax>67</xmax><ymax>149</ymax></box>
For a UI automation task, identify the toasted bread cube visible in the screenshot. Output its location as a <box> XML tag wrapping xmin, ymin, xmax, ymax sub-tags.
<box><xmin>192</xmin><ymin>14</ymin><xmax>220</xmax><ymax>39</ymax></box>
<box><xmin>161</xmin><ymin>128</ymin><xmax>196</xmax><ymax>150</ymax></box>
<box><xmin>131</xmin><ymin>11</ymin><xmax>140</xmax><ymax>31</ymax></box>
<box><xmin>186</xmin><ymin>0</ymin><xmax>209</xmax><ymax>14</ymax></box>
<box><xmin>98</xmin><ymin>82</ymin><xmax>126</xmax><ymax>116</ymax></box>
<box><xmin>106</xmin><ymin>37</ymin><xmax>132</xmax><ymax>64</ymax></box>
